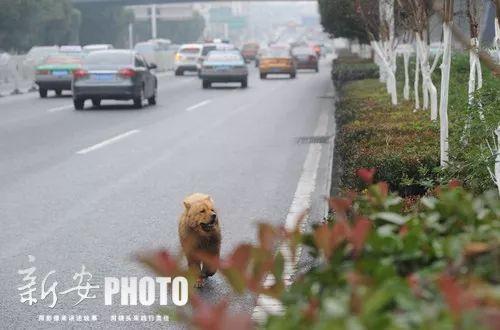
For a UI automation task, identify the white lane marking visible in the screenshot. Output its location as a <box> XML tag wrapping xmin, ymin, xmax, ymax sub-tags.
<box><xmin>186</xmin><ymin>99</ymin><xmax>212</xmax><ymax>112</ymax></box>
<box><xmin>252</xmin><ymin>109</ymin><xmax>330</xmax><ymax>323</ymax></box>
<box><xmin>76</xmin><ymin>129</ymin><xmax>140</xmax><ymax>155</ymax></box>
<box><xmin>47</xmin><ymin>105</ymin><xmax>73</xmax><ymax>113</ymax></box>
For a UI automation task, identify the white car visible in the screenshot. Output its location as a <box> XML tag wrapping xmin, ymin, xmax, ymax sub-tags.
<box><xmin>174</xmin><ymin>44</ymin><xmax>202</xmax><ymax>76</ymax></box>
<box><xmin>22</xmin><ymin>46</ymin><xmax>59</xmax><ymax>80</ymax></box>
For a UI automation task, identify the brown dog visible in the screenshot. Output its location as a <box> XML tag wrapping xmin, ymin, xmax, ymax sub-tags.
<box><xmin>178</xmin><ymin>193</ymin><xmax>221</xmax><ymax>287</ymax></box>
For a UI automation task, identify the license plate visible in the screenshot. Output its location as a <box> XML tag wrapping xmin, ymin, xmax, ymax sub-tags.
<box><xmin>215</xmin><ymin>66</ymin><xmax>230</xmax><ymax>71</ymax></box>
<box><xmin>91</xmin><ymin>74</ymin><xmax>114</xmax><ymax>81</ymax></box>
<box><xmin>270</xmin><ymin>68</ymin><xmax>282</xmax><ymax>72</ymax></box>
<box><xmin>52</xmin><ymin>70</ymin><xmax>68</xmax><ymax>76</ymax></box>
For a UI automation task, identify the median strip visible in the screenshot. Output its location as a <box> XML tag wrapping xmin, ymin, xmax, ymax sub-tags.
<box><xmin>76</xmin><ymin>129</ymin><xmax>140</xmax><ymax>155</ymax></box>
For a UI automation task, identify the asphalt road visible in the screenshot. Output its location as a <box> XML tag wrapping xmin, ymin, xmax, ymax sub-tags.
<box><xmin>0</xmin><ymin>60</ymin><xmax>336</xmax><ymax>329</ymax></box>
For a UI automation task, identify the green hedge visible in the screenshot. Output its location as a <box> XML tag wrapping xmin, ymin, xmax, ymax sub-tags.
<box><xmin>335</xmin><ymin>79</ymin><xmax>440</xmax><ymax>195</ymax></box>
<box><xmin>266</xmin><ymin>183</ymin><xmax>500</xmax><ymax>329</ymax></box>
<box><xmin>331</xmin><ymin>56</ymin><xmax>379</xmax><ymax>87</ymax></box>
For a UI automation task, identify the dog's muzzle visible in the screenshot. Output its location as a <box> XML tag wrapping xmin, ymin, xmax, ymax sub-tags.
<box><xmin>201</xmin><ymin>213</ymin><xmax>218</xmax><ymax>232</ymax></box>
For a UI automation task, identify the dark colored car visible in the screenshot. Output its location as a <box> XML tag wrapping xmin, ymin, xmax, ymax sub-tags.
<box><xmin>292</xmin><ymin>47</ymin><xmax>319</xmax><ymax>72</ymax></box>
<box><xmin>241</xmin><ymin>42</ymin><xmax>260</xmax><ymax>62</ymax></box>
<box><xmin>72</xmin><ymin>50</ymin><xmax>157</xmax><ymax>110</ymax></box>
<box><xmin>199</xmin><ymin>50</ymin><xmax>248</xmax><ymax>88</ymax></box>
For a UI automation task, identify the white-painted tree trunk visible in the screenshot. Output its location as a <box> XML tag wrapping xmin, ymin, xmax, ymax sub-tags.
<box><xmin>468</xmin><ymin>37</ymin><xmax>483</xmax><ymax>105</ymax></box>
<box><xmin>495</xmin><ymin>127</ymin><xmax>500</xmax><ymax>196</ymax></box>
<box><xmin>416</xmin><ymin>33</ymin><xmax>438</xmax><ymax>120</ymax></box>
<box><xmin>488</xmin><ymin>126</ymin><xmax>500</xmax><ymax>196</ymax></box>
<box><xmin>372</xmin><ymin>40</ymin><xmax>398</xmax><ymax>105</ymax></box>
<box><xmin>414</xmin><ymin>43</ymin><xmax>420</xmax><ymax>110</ymax></box>
<box><xmin>462</xmin><ymin>37</ymin><xmax>485</xmax><ymax>145</ymax></box>
<box><xmin>495</xmin><ymin>17</ymin><xmax>500</xmax><ymax>63</ymax></box>
<box><xmin>403</xmin><ymin>51</ymin><xmax>410</xmax><ymax>100</ymax></box>
<box><xmin>439</xmin><ymin>23</ymin><xmax>452</xmax><ymax>167</ymax></box>
<box><xmin>378</xmin><ymin>0</ymin><xmax>397</xmax><ymax>104</ymax></box>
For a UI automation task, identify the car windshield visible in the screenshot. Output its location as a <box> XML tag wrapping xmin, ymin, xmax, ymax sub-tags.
<box><xmin>202</xmin><ymin>45</ymin><xmax>217</xmax><ymax>56</ymax></box>
<box><xmin>206</xmin><ymin>53</ymin><xmax>242</xmax><ymax>62</ymax></box>
<box><xmin>43</xmin><ymin>55</ymin><xmax>81</xmax><ymax>64</ymax></box>
<box><xmin>84</xmin><ymin>52</ymin><xmax>132</xmax><ymax>65</ymax></box>
<box><xmin>262</xmin><ymin>48</ymin><xmax>290</xmax><ymax>58</ymax></box>
<box><xmin>180</xmin><ymin>47</ymin><xmax>200</xmax><ymax>54</ymax></box>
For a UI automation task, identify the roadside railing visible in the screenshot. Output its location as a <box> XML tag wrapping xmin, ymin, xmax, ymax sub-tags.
<box><xmin>0</xmin><ymin>54</ymin><xmax>37</xmax><ymax>97</ymax></box>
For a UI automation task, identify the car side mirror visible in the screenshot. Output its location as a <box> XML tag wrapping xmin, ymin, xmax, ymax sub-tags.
<box><xmin>148</xmin><ymin>63</ymin><xmax>157</xmax><ymax>70</ymax></box>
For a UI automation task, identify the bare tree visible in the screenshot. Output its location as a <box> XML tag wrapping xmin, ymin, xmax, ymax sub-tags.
<box><xmin>357</xmin><ymin>0</ymin><xmax>399</xmax><ymax>105</ymax></box>
<box><xmin>493</xmin><ymin>0</ymin><xmax>500</xmax><ymax>61</ymax></box>
<box><xmin>437</xmin><ymin>0</ymin><xmax>454</xmax><ymax>167</ymax></box>
<box><xmin>466</xmin><ymin>0</ymin><xmax>483</xmax><ymax>105</ymax></box>
<box><xmin>398</xmin><ymin>0</ymin><xmax>439</xmax><ymax>116</ymax></box>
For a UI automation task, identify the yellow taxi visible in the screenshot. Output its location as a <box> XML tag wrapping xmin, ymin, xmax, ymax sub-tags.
<box><xmin>258</xmin><ymin>46</ymin><xmax>296</xmax><ymax>79</ymax></box>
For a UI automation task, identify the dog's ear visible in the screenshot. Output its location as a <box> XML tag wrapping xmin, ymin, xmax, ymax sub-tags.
<box><xmin>205</xmin><ymin>196</ymin><xmax>214</xmax><ymax>203</ymax></box>
<box><xmin>183</xmin><ymin>201</ymin><xmax>191</xmax><ymax>210</ymax></box>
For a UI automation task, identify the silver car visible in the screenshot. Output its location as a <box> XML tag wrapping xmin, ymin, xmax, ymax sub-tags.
<box><xmin>72</xmin><ymin>50</ymin><xmax>157</xmax><ymax>110</ymax></box>
<box><xmin>199</xmin><ymin>50</ymin><xmax>248</xmax><ymax>89</ymax></box>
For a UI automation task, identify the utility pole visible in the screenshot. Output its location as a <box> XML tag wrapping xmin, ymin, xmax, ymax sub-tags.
<box><xmin>129</xmin><ymin>23</ymin><xmax>134</xmax><ymax>49</ymax></box>
<box><xmin>151</xmin><ymin>4</ymin><xmax>158</xmax><ymax>39</ymax></box>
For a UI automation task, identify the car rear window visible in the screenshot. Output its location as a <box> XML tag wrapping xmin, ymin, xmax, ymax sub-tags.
<box><xmin>292</xmin><ymin>47</ymin><xmax>315</xmax><ymax>56</ymax></box>
<box><xmin>180</xmin><ymin>47</ymin><xmax>201</xmax><ymax>54</ymax></box>
<box><xmin>262</xmin><ymin>48</ymin><xmax>290</xmax><ymax>58</ymax></box>
<box><xmin>206</xmin><ymin>53</ymin><xmax>242</xmax><ymax>62</ymax></box>
<box><xmin>84</xmin><ymin>52</ymin><xmax>133</xmax><ymax>65</ymax></box>
<box><xmin>202</xmin><ymin>45</ymin><xmax>217</xmax><ymax>56</ymax></box>
<box><xmin>135</xmin><ymin>44</ymin><xmax>156</xmax><ymax>52</ymax></box>
<box><xmin>44</xmin><ymin>55</ymin><xmax>81</xmax><ymax>64</ymax></box>
<box><xmin>243</xmin><ymin>44</ymin><xmax>259</xmax><ymax>50</ymax></box>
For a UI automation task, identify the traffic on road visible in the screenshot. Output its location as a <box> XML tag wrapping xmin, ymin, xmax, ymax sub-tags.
<box><xmin>19</xmin><ymin>37</ymin><xmax>328</xmax><ymax>110</ymax></box>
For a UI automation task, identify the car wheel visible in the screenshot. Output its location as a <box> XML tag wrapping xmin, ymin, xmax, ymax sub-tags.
<box><xmin>39</xmin><ymin>88</ymin><xmax>47</xmax><ymax>98</ymax></box>
<box><xmin>133</xmin><ymin>90</ymin><xmax>143</xmax><ymax>109</ymax></box>
<box><xmin>202</xmin><ymin>80</ymin><xmax>210</xmax><ymax>89</ymax></box>
<box><xmin>55</xmin><ymin>89</ymin><xmax>62</xmax><ymax>97</ymax></box>
<box><xmin>92</xmin><ymin>99</ymin><xmax>101</xmax><ymax>108</ymax></box>
<box><xmin>315</xmin><ymin>66</ymin><xmax>319</xmax><ymax>73</ymax></box>
<box><xmin>73</xmin><ymin>98</ymin><xmax>84</xmax><ymax>110</ymax></box>
<box><xmin>290</xmin><ymin>72</ymin><xmax>296</xmax><ymax>79</ymax></box>
<box><xmin>148</xmin><ymin>89</ymin><xmax>157</xmax><ymax>106</ymax></box>
<box><xmin>175</xmin><ymin>69</ymin><xmax>183</xmax><ymax>76</ymax></box>
<box><xmin>260</xmin><ymin>73</ymin><xmax>266</xmax><ymax>79</ymax></box>
<box><xmin>241</xmin><ymin>78</ymin><xmax>248</xmax><ymax>88</ymax></box>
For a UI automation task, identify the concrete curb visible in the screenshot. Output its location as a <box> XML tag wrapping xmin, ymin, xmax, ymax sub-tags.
<box><xmin>251</xmin><ymin>81</ymin><xmax>337</xmax><ymax>325</ymax></box>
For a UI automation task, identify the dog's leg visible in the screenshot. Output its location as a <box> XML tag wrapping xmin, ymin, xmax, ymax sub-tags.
<box><xmin>201</xmin><ymin>244</ymin><xmax>220</xmax><ymax>278</ymax></box>
<box><xmin>186</xmin><ymin>255</ymin><xmax>205</xmax><ymax>288</ymax></box>
<box><xmin>201</xmin><ymin>262</ymin><xmax>218</xmax><ymax>278</ymax></box>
